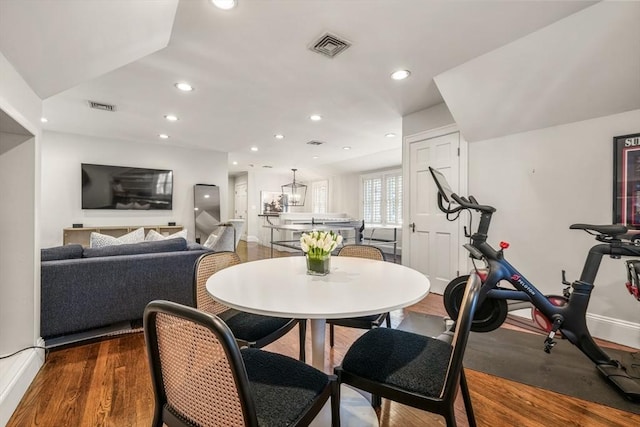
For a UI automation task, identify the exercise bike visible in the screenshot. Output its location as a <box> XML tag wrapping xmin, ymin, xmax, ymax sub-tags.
<box><xmin>428</xmin><ymin>166</ymin><xmax>640</xmax><ymax>401</ymax></box>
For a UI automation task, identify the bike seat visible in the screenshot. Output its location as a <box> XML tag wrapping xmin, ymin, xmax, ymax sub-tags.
<box><xmin>570</xmin><ymin>224</ymin><xmax>628</xmax><ymax>237</ymax></box>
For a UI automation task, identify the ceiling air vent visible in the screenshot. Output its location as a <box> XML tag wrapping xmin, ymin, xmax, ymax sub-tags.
<box><xmin>309</xmin><ymin>32</ymin><xmax>351</xmax><ymax>58</ymax></box>
<box><xmin>306</xmin><ymin>140</ymin><xmax>325</xmax><ymax>146</ymax></box>
<box><xmin>88</xmin><ymin>101</ymin><xmax>116</xmax><ymax>112</ymax></box>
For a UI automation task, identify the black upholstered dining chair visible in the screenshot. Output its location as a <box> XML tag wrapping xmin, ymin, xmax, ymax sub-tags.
<box><xmin>327</xmin><ymin>244</ymin><xmax>390</xmax><ymax>347</ymax></box>
<box><xmin>194</xmin><ymin>251</ymin><xmax>306</xmax><ymax>361</ymax></box>
<box><xmin>334</xmin><ymin>274</ymin><xmax>481</xmax><ymax>427</ymax></box>
<box><xmin>144</xmin><ymin>300</ymin><xmax>339</xmax><ymax>427</ymax></box>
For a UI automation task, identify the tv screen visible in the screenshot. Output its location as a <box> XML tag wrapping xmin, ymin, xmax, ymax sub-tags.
<box><xmin>81</xmin><ymin>163</ymin><xmax>173</xmax><ymax>210</ymax></box>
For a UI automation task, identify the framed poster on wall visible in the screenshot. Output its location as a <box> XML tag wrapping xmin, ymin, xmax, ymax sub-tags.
<box><xmin>613</xmin><ymin>132</ymin><xmax>640</xmax><ymax>228</ymax></box>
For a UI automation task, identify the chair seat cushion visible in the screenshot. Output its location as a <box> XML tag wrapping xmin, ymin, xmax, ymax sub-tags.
<box><xmin>241</xmin><ymin>348</ymin><xmax>329</xmax><ymax>426</ymax></box>
<box><xmin>342</xmin><ymin>327</ymin><xmax>452</xmax><ymax>398</ymax></box>
<box><xmin>223</xmin><ymin>311</ymin><xmax>293</xmax><ymax>342</ymax></box>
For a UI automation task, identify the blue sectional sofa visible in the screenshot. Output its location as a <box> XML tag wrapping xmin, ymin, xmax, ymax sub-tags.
<box><xmin>40</xmin><ymin>238</ymin><xmax>211</xmax><ymax>340</ymax></box>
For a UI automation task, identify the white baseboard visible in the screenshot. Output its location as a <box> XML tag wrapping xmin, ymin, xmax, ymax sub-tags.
<box><xmin>586</xmin><ymin>313</ymin><xmax>640</xmax><ymax>349</ymax></box>
<box><xmin>0</xmin><ymin>338</ymin><xmax>45</xmax><ymax>426</ymax></box>
<box><xmin>246</xmin><ymin>235</ymin><xmax>259</xmax><ymax>243</ymax></box>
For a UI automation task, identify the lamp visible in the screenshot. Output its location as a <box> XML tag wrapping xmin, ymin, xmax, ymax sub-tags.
<box><xmin>281</xmin><ymin>168</ymin><xmax>307</xmax><ymax>207</ymax></box>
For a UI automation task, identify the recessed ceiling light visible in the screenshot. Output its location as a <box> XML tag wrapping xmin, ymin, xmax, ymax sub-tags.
<box><xmin>194</xmin><ymin>207</ymin><xmax>199</xmax><ymax>211</ymax></box>
<box><xmin>232</xmin><ymin>161</ymin><xmax>238</xmax><ymax>165</ymax></box>
<box><xmin>210</xmin><ymin>0</ymin><xmax>237</xmax><ymax>10</ymax></box>
<box><xmin>159</xmin><ymin>134</ymin><xmax>169</xmax><ymax>139</ymax></box>
<box><xmin>204</xmin><ymin>194</ymin><xmax>210</xmax><ymax>198</ymax></box>
<box><xmin>312</xmin><ymin>156</ymin><xmax>319</xmax><ymax>159</ymax></box>
<box><xmin>40</xmin><ymin>117</ymin><xmax>48</xmax><ymax>123</ymax></box>
<box><xmin>250</xmin><ymin>146</ymin><xmax>259</xmax><ymax>152</ymax></box>
<box><xmin>174</xmin><ymin>82</ymin><xmax>194</xmax><ymax>92</ymax></box>
<box><xmin>274</xmin><ymin>134</ymin><xmax>285</xmax><ymax>140</ymax></box>
<box><xmin>343</xmin><ymin>146</ymin><xmax>351</xmax><ymax>150</ymax></box>
<box><xmin>385</xmin><ymin>133</ymin><xmax>396</xmax><ymax>138</ymax></box>
<box><xmin>391</xmin><ymin>69</ymin><xmax>411</xmax><ymax>80</ymax></box>
<box><xmin>310</xmin><ymin>114</ymin><xmax>322</xmax><ymax>121</ymax></box>
<box><xmin>165</xmin><ymin>114</ymin><xmax>178</xmax><ymax>121</ymax></box>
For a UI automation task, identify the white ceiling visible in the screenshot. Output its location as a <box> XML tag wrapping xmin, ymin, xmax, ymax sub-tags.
<box><xmin>0</xmin><ymin>0</ymin><xmax>599</xmax><ymax>180</ymax></box>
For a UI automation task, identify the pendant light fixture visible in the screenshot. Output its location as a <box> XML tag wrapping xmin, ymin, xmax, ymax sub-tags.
<box><xmin>281</xmin><ymin>168</ymin><xmax>307</xmax><ymax>207</ymax></box>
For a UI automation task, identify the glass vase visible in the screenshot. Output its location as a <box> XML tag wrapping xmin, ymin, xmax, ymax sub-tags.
<box><xmin>306</xmin><ymin>253</ymin><xmax>331</xmax><ymax>276</ymax></box>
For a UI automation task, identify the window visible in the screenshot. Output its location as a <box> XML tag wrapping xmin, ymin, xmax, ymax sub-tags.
<box><xmin>362</xmin><ymin>170</ymin><xmax>402</xmax><ymax>225</ymax></box>
<box><xmin>311</xmin><ymin>180</ymin><xmax>328</xmax><ymax>214</ymax></box>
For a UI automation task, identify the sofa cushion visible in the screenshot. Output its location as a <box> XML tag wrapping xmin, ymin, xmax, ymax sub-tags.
<box><xmin>89</xmin><ymin>227</ymin><xmax>145</xmax><ymax>248</ymax></box>
<box><xmin>83</xmin><ymin>238</ymin><xmax>187</xmax><ymax>258</ymax></box>
<box><xmin>145</xmin><ymin>228</ymin><xmax>188</xmax><ymax>242</ymax></box>
<box><xmin>41</xmin><ymin>244</ymin><xmax>84</xmax><ymax>261</ymax></box>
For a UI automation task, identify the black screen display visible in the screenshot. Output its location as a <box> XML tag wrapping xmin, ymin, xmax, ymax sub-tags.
<box><xmin>81</xmin><ymin>163</ymin><xmax>173</xmax><ymax>210</ymax></box>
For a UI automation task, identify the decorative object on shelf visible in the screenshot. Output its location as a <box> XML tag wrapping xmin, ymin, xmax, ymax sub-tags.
<box><xmin>281</xmin><ymin>168</ymin><xmax>307</xmax><ymax>206</ymax></box>
<box><xmin>300</xmin><ymin>230</ymin><xmax>343</xmax><ymax>276</ymax></box>
<box><xmin>260</xmin><ymin>191</ymin><xmax>287</xmax><ymax>214</ymax></box>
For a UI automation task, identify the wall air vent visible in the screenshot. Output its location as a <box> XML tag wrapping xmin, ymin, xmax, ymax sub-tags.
<box><xmin>306</xmin><ymin>140</ymin><xmax>325</xmax><ymax>146</ymax></box>
<box><xmin>309</xmin><ymin>32</ymin><xmax>351</xmax><ymax>58</ymax></box>
<box><xmin>88</xmin><ymin>101</ymin><xmax>116</xmax><ymax>112</ymax></box>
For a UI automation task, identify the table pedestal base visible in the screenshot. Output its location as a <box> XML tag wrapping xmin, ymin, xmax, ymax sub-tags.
<box><xmin>309</xmin><ymin>385</ymin><xmax>378</xmax><ymax>427</ymax></box>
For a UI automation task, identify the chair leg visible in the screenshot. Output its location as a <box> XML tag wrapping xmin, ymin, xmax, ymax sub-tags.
<box><xmin>299</xmin><ymin>319</ymin><xmax>306</xmax><ymax>362</ymax></box>
<box><xmin>443</xmin><ymin>409</ymin><xmax>458</xmax><ymax>427</ymax></box>
<box><xmin>331</xmin><ymin>379</ymin><xmax>341</xmax><ymax>427</ymax></box>
<box><xmin>460</xmin><ymin>369</ymin><xmax>476</xmax><ymax>427</ymax></box>
<box><xmin>385</xmin><ymin>312</ymin><xmax>391</xmax><ymax>328</ymax></box>
<box><xmin>329</xmin><ymin>323</ymin><xmax>335</xmax><ymax>347</ymax></box>
<box><xmin>371</xmin><ymin>393</ymin><xmax>381</xmax><ymax>408</ymax></box>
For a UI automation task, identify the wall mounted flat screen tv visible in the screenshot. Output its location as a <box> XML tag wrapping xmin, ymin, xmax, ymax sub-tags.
<box><xmin>81</xmin><ymin>163</ymin><xmax>173</xmax><ymax>210</ymax></box>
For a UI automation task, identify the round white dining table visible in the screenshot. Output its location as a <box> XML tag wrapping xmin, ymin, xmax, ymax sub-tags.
<box><xmin>206</xmin><ymin>255</ymin><xmax>430</xmax><ymax>426</ymax></box>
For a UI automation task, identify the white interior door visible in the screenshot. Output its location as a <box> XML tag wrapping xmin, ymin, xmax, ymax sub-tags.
<box><xmin>408</xmin><ymin>131</ymin><xmax>463</xmax><ymax>294</ymax></box>
<box><xmin>234</xmin><ymin>182</ymin><xmax>248</xmax><ymax>239</ymax></box>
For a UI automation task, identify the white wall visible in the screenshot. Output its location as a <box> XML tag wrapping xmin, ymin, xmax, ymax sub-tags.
<box><xmin>402</xmin><ymin>103</ymin><xmax>455</xmax><ymax>137</ymax></box>
<box><xmin>0</xmin><ymin>50</ymin><xmax>43</xmax><ymax>426</ymax></box>
<box><xmin>40</xmin><ymin>131</ymin><xmax>228</xmax><ymax>247</ymax></box>
<box><xmin>328</xmin><ymin>173</ymin><xmax>359</xmax><ymax>218</ymax></box>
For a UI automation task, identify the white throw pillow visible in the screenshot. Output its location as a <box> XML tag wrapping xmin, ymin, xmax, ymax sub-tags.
<box><xmin>89</xmin><ymin>227</ymin><xmax>145</xmax><ymax>248</ymax></box>
<box><xmin>202</xmin><ymin>232</ymin><xmax>219</xmax><ymax>249</ymax></box>
<box><xmin>145</xmin><ymin>229</ymin><xmax>188</xmax><ymax>242</ymax></box>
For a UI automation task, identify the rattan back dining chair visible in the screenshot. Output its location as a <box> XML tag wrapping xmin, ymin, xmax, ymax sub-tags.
<box><xmin>144</xmin><ymin>300</ymin><xmax>339</xmax><ymax>427</ymax></box>
<box><xmin>334</xmin><ymin>274</ymin><xmax>481</xmax><ymax>427</ymax></box>
<box><xmin>194</xmin><ymin>251</ymin><xmax>306</xmax><ymax>361</ymax></box>
<box><xmin>327</xmin><ymin>244</ymin><xmax>390</xmax><ymax>347</ymax></box>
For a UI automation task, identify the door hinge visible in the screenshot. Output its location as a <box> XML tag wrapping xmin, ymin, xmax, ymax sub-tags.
<box><xmin>457</xmin><ymin>147</ymin><xmax>460</xmax><ymax>156</ymax></box>
<box><xmin>456</xmin><ymin>270</ymin><xmax>460</xmax><ymax>276</ymax></box>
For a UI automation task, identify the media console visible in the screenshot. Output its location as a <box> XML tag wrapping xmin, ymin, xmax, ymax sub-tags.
<box><xmin>62</xmin><ymin>225</ymin><xmax>183</xmax><ymax>247</ymax></box>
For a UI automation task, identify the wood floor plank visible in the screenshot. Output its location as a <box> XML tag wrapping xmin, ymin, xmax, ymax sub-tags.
<box><xmin>7</xmin><ymin>241</ymin><xmax>640</xmax><ymax>426</ymax></box>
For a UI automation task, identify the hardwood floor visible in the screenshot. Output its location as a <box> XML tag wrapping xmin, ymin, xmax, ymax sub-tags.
<box><xmin>8</xmin><ymin>242</ymin><xmax>640</xmax><ymax>426</ymax></box>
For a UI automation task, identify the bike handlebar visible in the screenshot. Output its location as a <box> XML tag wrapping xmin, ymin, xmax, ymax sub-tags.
<box><xmin>443</xmin><ymin>192</ymin><xmax>496</xmax><ymax>214</ymax></box>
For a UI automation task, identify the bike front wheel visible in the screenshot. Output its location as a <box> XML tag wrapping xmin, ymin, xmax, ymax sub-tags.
<box><xmin>443</xmin><ymin>275</ymin><xmax>508</xmax><ymax>332</ymax></box>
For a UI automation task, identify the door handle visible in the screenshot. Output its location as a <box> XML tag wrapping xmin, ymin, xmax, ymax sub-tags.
<box><xmin>410</xmin><ymin>222</ymin><xmax>416</xmax><ymax>232</ymax></box>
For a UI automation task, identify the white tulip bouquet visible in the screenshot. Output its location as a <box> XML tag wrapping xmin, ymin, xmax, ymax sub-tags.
<box><xmin>300</xmin><ymin>230</ymin><xmax>343</xmax><ymax>275</ymax></box>
<box><xmin>300</xmin><ymin>230</ymin><xmax>343</xmax><ymax>257</ymax></box>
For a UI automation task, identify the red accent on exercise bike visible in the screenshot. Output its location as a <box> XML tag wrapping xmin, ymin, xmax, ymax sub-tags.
<box><xmin>532</xmin><ymin>295</ymin><xmax>568</xmax><ymax>333</ymax></box>
<box><xmin>476</xmin><ymin>269</ymin><xmax>488</xmax><ymax>281</ymax></box>
<box><xmin>626</xmin><ymin>281</ymin><xmax>640</xmax><ymax>300</ymax></box>
<box><xmin>499</xmin><ymin>241</ymin><xmax>510</xmax><ymax>249</ymax></box>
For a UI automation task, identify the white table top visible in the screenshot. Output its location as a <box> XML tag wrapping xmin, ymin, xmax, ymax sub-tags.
<box><xmin>206</xmin><ymin>256</ymin><xmax>430</xmax><ymax>319</ymax></box>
